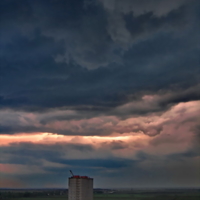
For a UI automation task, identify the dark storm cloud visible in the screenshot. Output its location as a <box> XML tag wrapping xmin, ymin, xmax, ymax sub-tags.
<box><xmin>0</xmin><ymin>142</ymin><xmax>131</xmax><ymax>170</ymax></box>
<box><xmin>1</xmin><ymin>141</ymin><xmax>200</xmax><ymax>188</ymax></box>
<box><xmin>0</xmin><ymin>142</ymin><xmax>95</xmax><ymax>166</ymax></box>
<box><xmin>0</xmin><ymin>143</ymin><xmax>62</xmax><ymax>164</ymax></box>
<box><xmin>0</xmin><ymin>125</ymin><xmax>41</xmax><ymax>134</ymax></box>
<box><xmin>123</xmin><ymin>7</ymin><xmax>187</xmax><ymax>37</ymax></box>
<box><xmin>108</xmin><ymin>140</ymin><xmax>126</xmax><ymax>150</ymax></box>
<box><xmin>51</xmin><ymin>158</ymin><xmax>131</xmax><ymax>169</ymax></box>
<box><xmin>0</xmin><ymin>0</ymin><xmax>199</xmax><ymax>113</ymax></box>
<box><xmin>167</xmin><ymin>150</ymin><xmax>200</xmax><ymax>161</ymax></box>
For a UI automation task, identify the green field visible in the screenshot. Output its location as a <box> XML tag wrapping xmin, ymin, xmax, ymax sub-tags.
<box><xmin>1</xmin><ymin>189</ymin><xmax>200</xmax><ymax>200</ymax></box>
<box><xmin>94</xmin><ymin>193</ymin><xmax>200</xmax><ymax>200</ymax></box>
<box><xmin>5</xmin><ymin>194</ymin><xmax>200</xmax><ymax>200</ymax></box>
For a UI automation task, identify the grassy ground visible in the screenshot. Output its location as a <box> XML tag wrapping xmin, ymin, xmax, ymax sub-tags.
<box><xmin>93</xmin><ymin>193</ymin><xmax>200</xmax><ymax>200</ymax></box>
<box><xmin>2</xmin><ymin>190</ymin><xmax>200</xmax><ymax>200</ymax></box>
<box><xmin>5</xmin><ymin>194</ymin><xmax>200</xmax><ymax>200</ymax></box>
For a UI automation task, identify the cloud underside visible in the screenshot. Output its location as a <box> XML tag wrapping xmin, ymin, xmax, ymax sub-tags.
<box><xmin>0</xmin><ymin>0</ymin><xmax>199</xmax><ymax>111</ymax></box>
<box><xmin>0</xmin><ymin>0</ymin><xmax>200</xmax><ymax>188</ymax></box>
<box><xmin>0</xmin><ymin>100</ymin><xmax>200</xmax><ymax>187</ymax></box>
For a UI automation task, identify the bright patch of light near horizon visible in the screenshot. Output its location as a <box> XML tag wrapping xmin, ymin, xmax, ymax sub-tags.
<box><xmin>0</xmin><ymin>132</ymin><xmax>147</xmax><ymax>146</ymax></box>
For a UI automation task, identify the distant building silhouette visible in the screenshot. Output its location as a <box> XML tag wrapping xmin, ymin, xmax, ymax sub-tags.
<box><xmin>68</xmin><ymin>173</ymin><xmax>93</xmax><ymax>200</ymax></box>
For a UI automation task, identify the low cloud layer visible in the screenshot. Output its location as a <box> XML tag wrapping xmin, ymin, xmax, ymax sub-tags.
<box><xmin>0</xmin><ymin>101</ymin><xmax>199</xmax><ymax>187</ymax></box>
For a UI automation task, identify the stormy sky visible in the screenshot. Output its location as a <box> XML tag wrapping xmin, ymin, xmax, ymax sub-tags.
<box><xmin>0</xmin><ymin>0</ymin><xmax>200</xmax><ymax>188</ymax></box>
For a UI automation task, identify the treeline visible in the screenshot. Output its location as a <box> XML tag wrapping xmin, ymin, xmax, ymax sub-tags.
<box><xmin>0</xmin><ymin>189</ymin><xmax>67</xmax><ymax>199</ymax></box>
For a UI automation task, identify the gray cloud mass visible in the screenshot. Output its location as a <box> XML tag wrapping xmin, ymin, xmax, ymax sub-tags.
<box><xmin>0</xmin><ymin>0</ymin><xmax>200</xmax><ymax>188</ymax></box>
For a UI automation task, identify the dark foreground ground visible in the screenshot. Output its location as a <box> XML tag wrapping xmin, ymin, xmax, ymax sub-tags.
<box><xmin>0</xmin><ymin>188</ymin><xmax>199</xmax><ymax>200</ymax></box>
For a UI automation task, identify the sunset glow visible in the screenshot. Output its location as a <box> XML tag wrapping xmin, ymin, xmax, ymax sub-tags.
<box><xmin>0</xmin><ymin>132</ymin><xmax>147</xmax><ymax>146</ymax></box>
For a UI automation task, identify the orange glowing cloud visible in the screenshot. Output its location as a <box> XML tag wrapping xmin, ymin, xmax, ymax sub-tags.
<box><xmin>0</xmin><ymin>132</ymin><xmax>148</xmax><ymax>146</ymax></box>
<box><xmin>0</xmin><ymin>164</ymin><xmax>16</xmax><ymax>173</ymax></box>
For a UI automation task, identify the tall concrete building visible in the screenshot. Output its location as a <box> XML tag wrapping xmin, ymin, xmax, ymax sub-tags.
<box><xmin>68</xmin><ymin>175</ymin><xmax>93</xmax><ymax>200</ymax></box>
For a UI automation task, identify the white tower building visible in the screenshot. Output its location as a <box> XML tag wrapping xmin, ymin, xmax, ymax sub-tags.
<box><xmin>68</xmin><ymin>175</ymin><xmax>93</xmax><ymax>200</ymax></box>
